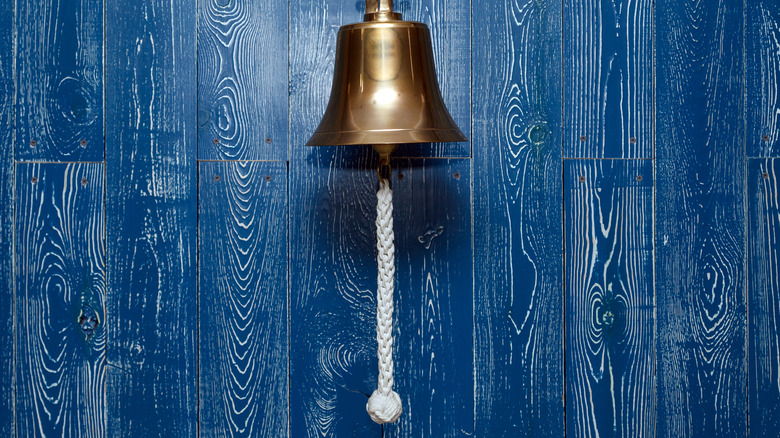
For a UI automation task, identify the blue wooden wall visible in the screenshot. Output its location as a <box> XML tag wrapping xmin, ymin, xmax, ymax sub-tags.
<box><xmin>1</xmin><ymin>0</ymin><xmax>778</xmax><ymax>436</ymax></box>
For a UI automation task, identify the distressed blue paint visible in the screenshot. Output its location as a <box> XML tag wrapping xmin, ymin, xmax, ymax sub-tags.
<box><xmin>656</xmin><ymin>0</ymin><xmax>747</xmax><ymax>436</ymax></box>
<box><xmin>15</xmin><ymin>0</ymin><xmax>103</xmax><ymax>161</ymax></box>
<box><xmin>0</xmin><ymin>0</ymin><xmax>14</xmax><ymax>432</ymax></box>
<box><xmin>748</xmin><ymin>159</ymin><xmax>780</xmax><ymax>437</ymax></box>
<box><xmin>747</xmin><ymin>0</ymin><xmax>780</xmax><ymax>157</ymax></box>
<box><xmin>197</xmin><ymin>0</ymin><xmax>288</xmax><ymax>160</ymax></box>
<box><xmin>105</xmin><ymin>0</ymin><xmax>198</xmax><ymax>435</ymax></box>
<box><xmin>198</xmin><ymin>161</ymin><xmax>289</xmax><ymax>437</ymax></box>
<box><xmin>565</xmin><ymin>159</ymin><xmax>655</xmax><ymax>437</ymax></box>
<box><xmin>562</xmin><ymin>0</ymin><xmax>653</xmax><ymax>158</ymax></box>
<box><xmin>15</xmin><ymin>163</ymin><xmax>106</xmax><ymax>437</ymax></box>
<box><xmin>472</xmin><ymin>0</ymin><xmax>564</xmax><ymax>435</ymax></box>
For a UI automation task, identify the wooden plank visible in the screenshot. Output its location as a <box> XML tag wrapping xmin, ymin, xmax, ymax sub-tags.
<box><xmin>564</xmin><ymin>159</ymin><xmax>655</xmax><ymax>437</ymax></box>
<box><xmin>656</xmin><ymin>0</ymin><xmax>746</xmax><ymax>435</ymax></box>
<box><xmin>288</xmin><ymin>152</ymin><xmax>473</xmax><ymax>436</ymax></box>
<box><xmin>747</xmin><ymin>1</ymin><xmax>780</xmax><ymax>157</ymax></box>
<box><xmin>0</xmin><ymin>0</ymin><xmax>14</xmax><ymax>431</ymax></box>
<box><xmin>471</xmin><ymin>0</ymin><xmax>564</xmax><ymax>434</ymax></box>
<box><xmin>747</xmin><ymin>158</ymin><xmax>780</xmax><ymax>437</ymax></box>
<box><xmin>104</xmin><ymin>0</ymin><xmax>198</xmax><ymax>434</ymax></box>
<box><xmin>15</xmin><ymin>163</ymin><xmax>105</xmax><ymax>437</ymax></box>
<box><xmin>198</xmin><ymin>161</ymin><xmax>288</xmax><ymax>437</ymax></box>
<box><xmin>562</xmin><ymin>0</ymin><xmax>653</xmax><ymax>158</ymax></box>
<box><xmin>197</xmin><ymin>0</ymin><xmax>287</xmax><ymax>161</ymax></box>
<box><xmin>15</xmin><ymin>0</ymin><xmax>103</xmax><ymax>161</ymax></box>
<box><xmin>291</xmin><ymin>0</ymin><xmax>470</xmax><ymax>160</ymax></box>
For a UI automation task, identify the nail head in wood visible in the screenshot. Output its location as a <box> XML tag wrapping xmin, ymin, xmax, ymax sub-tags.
<box><xmin>453</xmin><ymin>171</ymin><xmax>461</xmax><ymax>180</ymax></box>
<box><xmin>580</xmin><ymin>135</ymin><xmax>586</xmax><ymax>142</ymax></box>
<box><xmin>397</xmin><ymin>173</ymin><xmax>404</xmax><ymax>180</ymax></box>
<box><xmin>762</xmin><ymin>172</ymin><xmax>769</xmax><ymax>179</ymax></box>
<box><xmin>265</xmin><ymin>175</ymin><xmax>271</xmax><ymax>181</ymax></box>
<box><xmin>636</xmin><ymin>175</ymin><xmax>643</xmax><ymax>181</ymax></box>
<box><xmin>31</xmin><ymin>176</ymin><xmax>38</xmax><ymax>184</ymax></box>
<box><xmin>763</xmin><ymin>135</ymin><xmax>770</xmax><ymax>142</ymax></box>
<box><xmin>214</xmin><ymin>175</ymin><xmax>221</xmax><ymax>182</ymax></box>
<box><xmin>265</xmin><ymin>137</ymin><xmax>272</xmax><ymax>144</ymax></box>
<box><xmin>81</xmin><ymin>178</ymin><xmax>88</xmax><ymax>186</ymax></box>
<box><xmin>630</xmin><ymin>137</ymin><xmax>637</xmax><ymax>144</ymax></box>
<box><xmin>30</xmin><ymin>139</ymin><xmax>36</xmax><ymax>147</ymax></box>
<box><xmin>80</xmin><ymin>139</ymin><xmax>87</xmax><ymax>147</ymax></box>
<box><xmin>213</xmin><ymin>138</ymin><xmax>220</xmax><ymax>144</ymax></box>
<box><xmin>579</xmin><ymin>175</ymin><xmax>586</xmax><ymax>183</ymax></box>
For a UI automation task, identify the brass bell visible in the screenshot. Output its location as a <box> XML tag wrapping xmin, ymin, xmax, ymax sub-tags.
<box><xmin>306</xmin><ymin>0</ymin><xmax>467</xmax><ymax>155</ymax></box>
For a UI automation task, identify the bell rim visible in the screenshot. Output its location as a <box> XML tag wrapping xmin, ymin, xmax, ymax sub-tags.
<box><xmin>306</xmin><ymin>128</ymin><xmax>468</xmax><ymax>146</ymax></box>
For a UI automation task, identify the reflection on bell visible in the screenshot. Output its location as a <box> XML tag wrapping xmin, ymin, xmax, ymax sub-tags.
<box><xmin>306</xmin><ymin>1</ymin><xmax>467</xmax><ymax>146</ymax></box>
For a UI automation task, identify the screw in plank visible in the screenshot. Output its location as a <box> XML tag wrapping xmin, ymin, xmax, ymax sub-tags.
<box><xmin>763</xmin><ymin>172</ymin><xmax>769</xmax><ymax>180</ymax></box>
<box><xmin>636</xmin><ymin>175</ymin><xmax>643</xmax><ymax>182</ymax></box>
<box><xmin>265</xmin><ymin>175</ymin><xmax>271</xmax><ymax>182</ymax></box>
<box><xmin>453</xmin><ymin>171</ymin><xmax>461</xmax><ymax>180</ymax></box>
<box><xmin>213</xmin><ymin>138</ymin><xmax>220</xmax><ymax>144</ymax></box>
<box><xmin>580</xmin><ymin>135</ymin><xmax>586</xmax><ymax>142</ymax></box>
<box><xmin>30</xmin><ymin>176</ymin><xmax>38</xmax><ymax>184</ymax></box>
<box><xmin>579</xmin><ymin>175</ymin><xmax>586</xmax><ymax>183</ymax></box>
<box><xmin>265</xmin><ymin>137</ymin><xmax>272</xmax><ymax>144</ymax></box>
<box><xmin>81</xmin><ymin>178</ymin><xmax>88</xmax><ymax>186</ymax></box>
<box><xmin>630</xmin><ymin>137</ymin><xmax>637</xmax><ymax>144</ymax></box>
<box><xmin>30</xmin><ymin>139</ymin><xmax>36</xmax><ymax>147</ymax></box>
<box><xmin>214</xmin><ymin>175</ymin><xmax>221</xmax><ymax>182</ymax></box>
<box><xmin>80</xmin><ymin>139</ymin><xmax>87</xmax><ymax>147</ymax></box>
<box><xmin>763</xmin><ymin>135</ymin><xmax>770</xmax><ymax>142</ymax></box>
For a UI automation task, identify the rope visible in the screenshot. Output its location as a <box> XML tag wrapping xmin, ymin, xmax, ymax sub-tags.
<box><xmin>366</xmin><ymin>177</ymin><xmax>402</xmax><ymax>424</ymax></box>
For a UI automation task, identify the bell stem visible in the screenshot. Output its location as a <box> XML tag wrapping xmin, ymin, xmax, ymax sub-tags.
<box><xmin>365</xmin><ymin>0</ymin><xmax>401</xmax><ymax>21</ymax></box>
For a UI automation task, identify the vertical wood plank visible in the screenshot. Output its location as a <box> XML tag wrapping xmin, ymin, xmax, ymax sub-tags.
<box><xmin>562</xmin><ymin>0</ymin><xmax>653</xmax><ymax>158</ymax></box>
<box><xmin>198</xmin><ymin>161</ymin><xmax>289</xmax><ymax>437</ymax></box>
<box><xmin>0</xmin><ymin>0</ymin><xmax>14</xmax><ymax>431</ymax></box>
<box><xmin>385</xmin><ymin>158</ymin><xmax>473</xmax><ymax>438</ymax></box>
<box><xmin>289</xmin><ymin>153</ymin><xmax>472</xmax><ymax>437</ymax></box>
<box><xmin>105</xmin><ymin>0</ymin><xmax>198</xmax><ymax>434</ymax></box>
<box><xmin>747</xmin><ymin>1</ymin><xmax>780</xmax><ymax>157</ymax></box>
<box><xmin>472</xmin><ymin>0</ymin><xmax>564</xmax><ymax>435</ymax></box>
<box><xmin>15</xmin><ymin>0</ymin><xmax>103</xmax><ymax>161</ymax></box>
<box><xmin>197</xmin><ymin>0</ymin><xmax>288</xmax><ymax>161</ymax></box>
<box><xmin>564</xmin><ymin>159</ymin><xmax>655</xmax><ymax>438</ymax></box>
<box><xmin>15</xmin><ymin>163</ymin><xmax>105</xmax><ymax>437</ymax></box>
<box><xmin>748</xmin><ymin>158</ymin><xmax>780</xmax><ymax>437</ymax></box>
<box><xmin>291</xmin><ymin>0</ymin><xmax>470</xmax><ymax>161</ymax></box>
<box><xmin>656</xmin><ymin>0</ymin><xmax>746</xmax><ymax>435</ymax></box>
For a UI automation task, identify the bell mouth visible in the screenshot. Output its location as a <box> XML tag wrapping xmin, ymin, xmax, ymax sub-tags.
<box><xmin>307</xmin><ymin>128</ymin><xmax>467</xmax><ymax>146</ymax></box>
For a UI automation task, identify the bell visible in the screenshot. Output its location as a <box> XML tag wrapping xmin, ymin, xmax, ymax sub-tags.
<box><xmin>306</xmin><ymin>0</ymin><xmax>467</xmax><ymax>150</ymax></box>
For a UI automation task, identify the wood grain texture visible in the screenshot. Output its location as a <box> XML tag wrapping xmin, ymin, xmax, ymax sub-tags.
<box><xmin>0</xmin><ymin>0</ymin><xmax>14</xmax><ymax>432</ymax></box>
<box><xmin>656</xmin><ymin>0</ymin><xmax>746</xmax><ymax>435</ymax></box>
<box><xmin>748</xmin><ymin>159</ymin><xmax>780</xmax><ymax>437</ymax></box>
<box><xmin>197</xmin><ymin>0</ymin><xmax>287</xmax><ymax>161</ymax></box>
<box><xmin>199</xmin><ymin>161</ymin><xmax>288</xmax><ymax>437</ymax></box>
<box><xmin>563</xmin><ymin>0</ymin><xmax>653</xmax><ymax>158</ymax></box>
<box><xmin>472</xmin><ymin>0</ymin><xmax>564</xmax><ymax>435</ymax></box>
<box><xmin>291</xmin><ymin>0</ymin><xmax>469</xmax><ymax>160</ymax></box>
<box><xmin>747</xmin><ymin>1</ymin><xmax>780</xmax><ymax>157</ymax></box>
<box><xmin>105</xmin><ymin>0</ymin><xmax>198</xmax><ymax>434</ymax></box>
<box><xmin>15</xmin><ymin>0</ymin><xmax>103</xmax><ymax>161</ymax></box>
<box><xmin>565</xmin><ymin>159</ymin><xmax>655</xmax><ymax>438</ymax></box>
<box><xmin>15</xmin><ymin>163</ymin><xmax>105</xmax><ymax>437</ymax></box>
<box><xmin>289</xmin><ymin>152</ymin><xmax>472</xmax><ymax>437</ymax></box>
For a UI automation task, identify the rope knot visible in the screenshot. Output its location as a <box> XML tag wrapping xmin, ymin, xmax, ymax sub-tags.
<box><xmin>367</xmin><ymin>389</ymin><xmax>402</xmax><ymax>424</ymax></box>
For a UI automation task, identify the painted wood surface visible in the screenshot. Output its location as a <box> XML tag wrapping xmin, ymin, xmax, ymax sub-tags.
<box><xmin>0</xmin><ymin>0</ymin><xmax>14</xmax><ymax>432</ymax></box>
<box><xmin>104</xmin><ymin>0</ymin><xmax>198</xmax><ymax>435</ymax></box>
<box><xmin>199</xmin><ymin>161</ymin><xmax>289</xmax><ymax>437</ymax></box>
<box><xmin>15</xmin><ymin>163</ymin><xmax>105</xmax><ymax>437</ymax></box>
<box><xmin>656</xmin><ymin>0</ymin><xmax>746</xmax><ymax>435</ymax></box>
<box><xmin>562</xmin><ymin>0</ymin><xmax>653</xmax><ymax>158</ymax></box>
<box><xmin>288</xmin><ymin>151</ymin><xmax>472</xmax><ymax>437</ymax></box>
<box><xmin>15</xmin><ymin>0</ymin><xmax>103</xmax><ymax>161</ymax></box>
<box><xmin>748</xmin><ymin>159</ymin><xmax>780</xmax><ymax>438</ymax></box>
<box><xmin>472</xmin><ymin>0</ymin><xmax>564</xmax><ymax>435</ymax></box>
<box><xmin>748</xmin><ymin>0</ymin><xmax>780</xmax><ymax>157</ymax></box>
<box><xmin>197</xmin><ymin>0</ymin><xmax>288</xmax><ymax>161</ymax></box>
<box><xmin>565</xmin><ymin>159</ymin><xmax>654</xmax><ymax>438</ymax></box>
<box><xmin>291</xmin><ymin>0</ymin><xmax>470</xmax><ymax>160</ymax></box>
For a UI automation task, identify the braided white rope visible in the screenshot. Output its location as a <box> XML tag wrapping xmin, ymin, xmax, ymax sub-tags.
<box><xmin>366</xmin><ymin>178</ymin><xmax>402</xmax><ymax>424</ymax></box>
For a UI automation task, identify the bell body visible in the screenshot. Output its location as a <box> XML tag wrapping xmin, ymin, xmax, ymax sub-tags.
<box><xmin>307</xmin><ymin>20</ymin><xmax>467</xmax><ymax>146</ymax></box>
